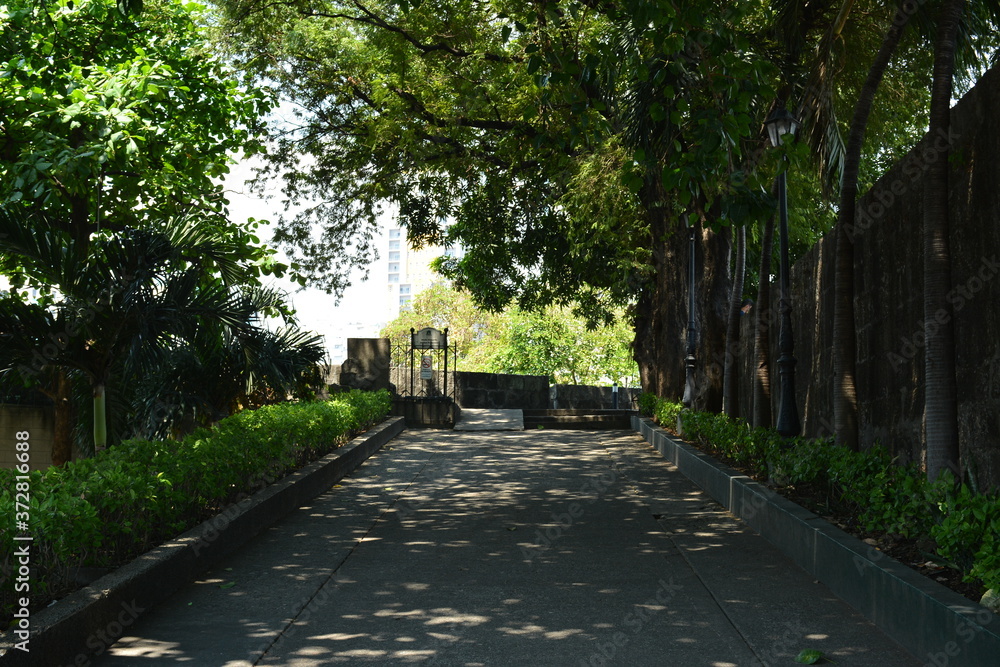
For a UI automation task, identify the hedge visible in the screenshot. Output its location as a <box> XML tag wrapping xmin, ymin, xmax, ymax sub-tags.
<box><xmin>642</xmin><ymin>394</ymin><xmax>1000</xmax><ymax>598</ymax></box>
<box><xmin>0</xmin><ymin>389</ymin><xmax>391</xmax><ymax>625</ymax></box>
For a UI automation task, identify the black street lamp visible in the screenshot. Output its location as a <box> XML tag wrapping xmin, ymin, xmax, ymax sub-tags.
<box><xmin>682</xmin><ymin>214</ymin><xmax>697</xmax><ymax>409</ymax></box>
<box><xmin>765</xmin><ymin>106</ymin><xmax>802</xmax><ymax>438</ymax></box>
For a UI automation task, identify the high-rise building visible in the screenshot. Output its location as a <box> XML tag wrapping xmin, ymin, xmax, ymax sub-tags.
<box><xmin>386</xmin><ymin>227</ymin><xmax>463</xmax><ymax>320</ymax></box>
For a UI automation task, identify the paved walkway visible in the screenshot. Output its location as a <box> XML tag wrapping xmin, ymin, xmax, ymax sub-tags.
<box><xmin>453</xmin><ymin>408</ymin><xmax>524</xmax><ymax>431</ymax></box>
<box><xmin>96</xmin><ymin>429</ymin><xmax>918</xmax><ymax>666</ymax></box>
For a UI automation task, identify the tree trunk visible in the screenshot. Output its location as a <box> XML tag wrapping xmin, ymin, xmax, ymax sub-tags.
<box><xmin>52</xmin><ymin>369</ymin><xmax>74</xmax><ymax>465</ymax></box>
<box><xmin>93</xmin><ymin>382</ymin><xmax>107</xmax><ymax>453</ymax></box>
<box><xmin>753</xmin><ymin>212</ymin><xmax>775</xmax><ymax>429</ymax></box>
<box><xmin>923</xmin><ymin>0</ymin><xmax>963</xmax><ymax>481</ymax></box>
<box><xmin>36</xmin><ymin>368</ymin><xmax>75</xmax><ymax>466</ymax></box>
<box><xmin>694</xmin><ymin>222</ymin><xmax>732</xmax><ymax>413</ymax></box>
<box><xmin>633</xmin><ymin>206</ymin><xmax>731</xmax><ymax>410</ymax></box>
<box><xmin>723</xmin><ymin>224</ymin><xmax>746</xmax><ymax>417</ymax></box>
<box><xmin>633</xmin><ymin>203</ymin><xmax>666</xmax><ymax>397</ymax></box>
<box><xmin>834</xmin><ymin>1</ymin><xmax>912</xmax><ymax>451</ymax></box>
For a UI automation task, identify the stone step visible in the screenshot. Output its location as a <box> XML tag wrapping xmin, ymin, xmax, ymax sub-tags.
<box><xmin>522</xmin><ymin>409</ymin><xmax>635</xmax><ymax>430</ymax></box>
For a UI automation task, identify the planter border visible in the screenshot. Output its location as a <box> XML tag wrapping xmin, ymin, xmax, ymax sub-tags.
<box><xmin>0</xmin><ymin>416</ymin><xmax>405</xmax><ymax>667</ymax></box>
<box><xmin>633</xmin><ymin>416</ymin><xmax>999</xmax><ymax>666</ymax></box>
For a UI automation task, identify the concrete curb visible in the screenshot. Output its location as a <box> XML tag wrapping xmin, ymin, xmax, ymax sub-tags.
<box><xmin>0</xmin><ymin>416</ymin><xmax>405</xmax><ymax>667</ymax></box>
<box><xmin>633</xmin><ymin>416</ymin><xmax>1000</xmax><ymax>666</ymax></box>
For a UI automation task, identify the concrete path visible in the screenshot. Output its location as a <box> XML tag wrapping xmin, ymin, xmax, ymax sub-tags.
<box><xmin>95</xmin><ymin>429</ymin><xmax>918</xmax><ymax>666</ymax></box>
<box><xmin>453</xmin><ymin>408</ymin><xmax>523</xmax><ymax>431</ymax></box>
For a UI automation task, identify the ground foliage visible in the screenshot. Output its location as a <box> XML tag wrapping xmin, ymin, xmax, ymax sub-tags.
<box><xmin>0</xmin><ymin>390</ymin><xmax>391</xmax><ymax>627</ymax></box>
<box><xmin>641</xmin><ymin>395</ymin><xmax>1000</xmax><ymax>605</ymax></box>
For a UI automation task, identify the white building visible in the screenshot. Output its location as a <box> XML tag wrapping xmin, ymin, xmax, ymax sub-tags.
<box><xmin>386</xmin><ymin>227</ymin><xmax>463</xmax><ymax>320</ymax></box>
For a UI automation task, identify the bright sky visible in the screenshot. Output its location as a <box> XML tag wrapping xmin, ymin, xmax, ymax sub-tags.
<box><xmin>223</xmin><ymin>159</ymin><xmax>391</xmax><ymax>360</ymax></box>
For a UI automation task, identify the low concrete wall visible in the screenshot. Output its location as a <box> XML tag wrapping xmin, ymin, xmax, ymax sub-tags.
<box><xmin>392</xmin><ymin>397</ymin><xmax>458</xmax><ymax>427</ymax></box>
<box><xmin>633</xmin><ymin>416</ymin><xmax>1000</xmax><ymax>665</ymax></box>
<box><xmin>0</xmin><ymin>405</ymin><xmax>55</xmax><ymax>470</ymax></box>
<box><xmin>453</xmin><ymin>371</ymin><xmax>549</xmax><ymax>409</ymax></box>
<box><xmin>549</xmin><ymin>384</ymin><xmax>640</xmax><ymax>410</ymax></box>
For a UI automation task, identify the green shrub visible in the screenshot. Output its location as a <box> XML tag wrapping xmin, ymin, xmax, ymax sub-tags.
<box><xmin>1</xmin><ymin>390</ymin><xmax>391</xmax><ymax>625</ymax></box>
<box><xmin>642</xmin><ymin>394</ymin><xmax>1000</xmax><ymax>598</ymax></box>
<box><xmin>653</xmin><ymin>398</ymin><xmax>682</xmax><ymax>426</ymax></box>
<box><xmin>638</xmin><ymin>392</ymin><xmax>658</xmax><ymax>417</ymax></box>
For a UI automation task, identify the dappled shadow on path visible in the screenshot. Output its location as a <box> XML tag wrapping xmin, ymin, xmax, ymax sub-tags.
<box><xmin>102</xmin><ymin>430</ymin><xmax>916</xmax><ymax>666</ymax></box>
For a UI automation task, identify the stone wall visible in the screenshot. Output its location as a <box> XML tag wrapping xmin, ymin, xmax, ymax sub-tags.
<box><xmin>736</xmin><ymin>64</ymin><xmax>1000</xmax><ymax>487</ymax></box>
<box><xmin>0</xmin><ymin>405</ymin><xmax>55</xmax><ymax>471</ymax></box>
<box><xmin>453</xmin><ymin>372</ymin><xmax>549</xmax><ymax>410</ymax></box>
<box><xmin>336</xmin><ymin>338</ymin><xmax>393</xmax><ymax>392</ymax></box>
<box><xmin>550</xmin><ymin>384</ymin><xmax>641</xmax><ymax>410</ymax></box>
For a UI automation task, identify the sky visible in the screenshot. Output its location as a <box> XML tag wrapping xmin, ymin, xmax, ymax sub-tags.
<box><xmin>223</xmin><ymin>159</ymin><xmax>391</xmax><ymax>359</ymax></box>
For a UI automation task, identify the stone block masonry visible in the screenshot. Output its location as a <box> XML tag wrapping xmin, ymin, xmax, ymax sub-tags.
<box><xmin>0</xmin><ymin>405</ymin><xmax>54</xmax><ymax>471</ymax></box>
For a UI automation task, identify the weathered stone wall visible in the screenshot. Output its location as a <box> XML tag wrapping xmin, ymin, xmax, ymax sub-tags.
<box><xmin>453</xmin><ymin>372</ymin><xmax>549</xmax><ymax>409</ymax></box>
<box><xmin>0</xmin><ymin>405</ymin><xmax>55</xmax><ymax>470</ymax></box>
<box><xmin>550</xmin><ymin>384</ymin><xmax>641</xmax><ymax>410</ymax></box>
<box><xmin>337</xmin><ymin>338</ymin><xmax>393</xmax><ymax>392</ymax></box>
<box><xmin>737</xmin><ymin>64</ymin><xmax>1000</xmax><ymax>488</ymax></box>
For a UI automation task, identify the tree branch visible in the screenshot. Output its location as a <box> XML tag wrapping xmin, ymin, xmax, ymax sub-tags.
<box><xmin>298</xmin><ymin>1</ymin><xmax>520</xmax><ymax>64</ymax></box>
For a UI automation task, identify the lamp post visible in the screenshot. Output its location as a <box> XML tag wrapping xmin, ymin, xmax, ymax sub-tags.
<box><xmin>681</xmin><ymin>214</ymin><xmax>697</xmax><ymax>409</ymax></box>
<box><xmin>764</xmin><ymin>106</ymin><xmax>801</xmax><ymax>438</ymax></box>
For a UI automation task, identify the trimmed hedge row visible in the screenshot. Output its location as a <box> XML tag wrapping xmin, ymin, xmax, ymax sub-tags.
<box><xmin>643</xmin><ymin>395</ymin><xmax>1000</xmax><ymax>598</ymax></box>
<box><xmin>0</xmin><ymin>389</ymin><xmax>391</xmax><ymax>624</ymax></box>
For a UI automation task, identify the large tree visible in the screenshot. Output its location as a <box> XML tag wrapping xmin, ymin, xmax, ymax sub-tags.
<box><xmin>0</xmin><ymin>210</ymin><xmax>279</xmax><ymax>453</ymax></box>
<box><xmin>0</xmin><ymin>0</ymin><xmax>272</xmax><ymax>260</ymax></box>
<box><xmin>0</xmin><ymin>0</ymin><xmax>292</xmax><ymax>458</ymax></box>
<box><xmin>217</xmin><ymin>0</ymin><xmax>779</xmax><ymax>407</ymax></box>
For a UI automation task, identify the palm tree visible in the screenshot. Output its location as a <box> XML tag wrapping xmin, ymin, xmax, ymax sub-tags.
<box><xmin>132</xmin><ymin>288</ymin><xmax>326</xmax><ymax>439</ymax></box>
<box><xmin>832</xmin><ymin>1</ymin><xmax>915</xmax><ymax>451</ymax></box>
<box><xmin>0</xmin><ymin>207</ymin><xmax>265</xmax><ymax>452</ymax></box>
<box><xmin>923</xmin><ymin>0</ymin><xmax>964</xmax><ymax>480</ymax></box>
<box><xmin>770</xmin><ymin>0</ymin><xmax>990</xmax><ymax>450</ymax></box>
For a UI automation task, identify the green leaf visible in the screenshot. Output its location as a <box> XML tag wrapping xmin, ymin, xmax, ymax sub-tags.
<box><xmin>219</xmin><ymin>581</ymin><xmax>236</xmax><ymax>589</ymax></box>
<box><xmin>794</xmin><ymin>649</ymin><xmax>824</xmax><ymax>664</ymax></box>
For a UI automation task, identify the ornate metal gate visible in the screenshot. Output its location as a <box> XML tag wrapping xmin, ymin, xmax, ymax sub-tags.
<box><xmin>390</xmin><ymin>327</ymin><xmax>457</xmax><ymax>399</ymax></box>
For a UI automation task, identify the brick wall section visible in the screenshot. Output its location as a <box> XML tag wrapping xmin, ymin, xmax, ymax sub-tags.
<box><xmin>550</xmin><ymin>384</ymin><xmax>641</xmax><ymax>410</ymax></box>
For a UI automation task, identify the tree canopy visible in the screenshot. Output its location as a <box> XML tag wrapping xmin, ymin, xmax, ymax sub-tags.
<box><xmin>0</xmin><ymin>0</ymin><xmax>275</xmax><ymax>274</ymax></box>
<box><xmin>0</xmin><ymin>0</ymin><xmax>318</xmax><ymax>458</ymax></box>
<box><xmin>216</xmin><ymin>0</ymin><xmax>782</xmax><ymax>316</ymax></box>
<box><xmin>380</xmin><ymin>283</ymin><xmax>638</xmax><ymax>386</ymax></box>
<box><xmin>209</xmin><ymin>0</ymin><xmax>975</xmax><ymax>410</ymax></box>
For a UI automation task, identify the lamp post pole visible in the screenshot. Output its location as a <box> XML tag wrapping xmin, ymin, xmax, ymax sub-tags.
<box><xmin>765</xmin><ymin>107</ymin><xmax>801</xmax><ymax>438</ymax></box>
<box><xmin>682</xmin><ymin>215</ymin><xmax>697</xmax><ymax>409</ymax></box>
